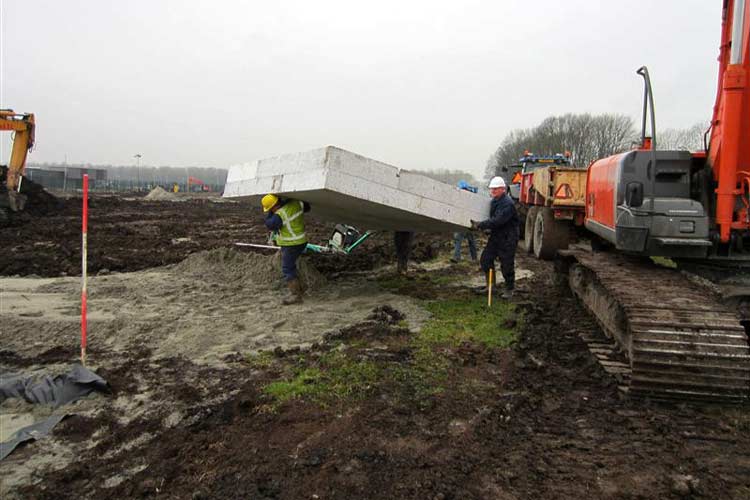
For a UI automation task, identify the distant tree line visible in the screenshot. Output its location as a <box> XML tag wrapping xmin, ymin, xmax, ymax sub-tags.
<box><xmin>658</xmin><ymin>122</ymin><xmax>709</xmax><ymax>151</ymax></box>
<box><xmin>28</xmin><ymin>162</ymin><xmax>228</xmax><ymax>187</ymax></box>
<box><xmin>484</xmin><ymin>113</ymin><xmax>708</xmax><ymax>180</ymax></box>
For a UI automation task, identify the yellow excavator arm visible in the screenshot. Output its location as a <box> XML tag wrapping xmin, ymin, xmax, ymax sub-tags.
<box><xmin>0</xmin><ymin>109</ymin><xmax>36</xmax><ymax>211</ymax></box>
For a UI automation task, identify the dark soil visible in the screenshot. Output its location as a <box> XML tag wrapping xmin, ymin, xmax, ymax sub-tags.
<box><xmin>7</xmin><ymin>195</ymin><xmax>750</xmax><ymax>499</ymax></box>
<box><xmin>0</xmin><ymin>194</ymin><xmax>441</xmax><ymax>277</ymax></box>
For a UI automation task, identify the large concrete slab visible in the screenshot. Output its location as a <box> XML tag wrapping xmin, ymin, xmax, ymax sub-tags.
<box><xmin>223</xmin><ymin>146</ymin><xmax>490</xmax><ymax>232</ymax></box>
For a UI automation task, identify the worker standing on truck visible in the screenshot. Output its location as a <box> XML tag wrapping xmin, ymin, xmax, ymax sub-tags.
<box><xmin>471</xmin><ymin>176</ymin><xmax>519</xmax><ymax>299</ymax></box>
<box><xmin>450</xmin><ymin>180</ymin><xmax>478</xmax><ymax>263</ymax></box>
<box><xmin>261</xmin><ymin>194</ymin><xmax>311</xmax><ymax>305</ymax></box>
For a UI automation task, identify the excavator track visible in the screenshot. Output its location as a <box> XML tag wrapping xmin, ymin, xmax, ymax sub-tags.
<box><xmin>559</xmin><ymin>249</ymin><xmax>750</xmax><ymax>403</ymax></box>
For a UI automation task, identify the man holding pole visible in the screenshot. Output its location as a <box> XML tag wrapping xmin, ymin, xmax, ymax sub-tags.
<box><xmin>471</xmin><ymin>176</ymin><xmax>519</xmax><ymax>299</ymax></box>
<box><xmin>261</xmin><ymin>194</ymin><xmax>311</xmax><ymax>305</ymax></box>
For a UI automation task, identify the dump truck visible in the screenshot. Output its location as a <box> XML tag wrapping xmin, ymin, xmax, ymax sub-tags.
<box><xmin>514</xmin><ymin>153</ymin><xmax>587</xmax><ymax>260</ymax></box>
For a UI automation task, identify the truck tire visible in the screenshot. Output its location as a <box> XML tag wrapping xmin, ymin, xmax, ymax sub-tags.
<box><xmin>517</xmin><ymin>204</ymin><xmax>526</xmax><ymax>241</ymax></box>
<box><xmin>523</xmin><ymin>206</ymin><xmax>539</xmax><ymax>254</ymax></box>
<box><xmin>533</xmin><ymin>207</ymin><xmax>570</xmax><ymax>260</ymax></box>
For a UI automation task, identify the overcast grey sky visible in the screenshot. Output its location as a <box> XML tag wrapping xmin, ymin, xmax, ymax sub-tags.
<box><xmin>0</xmin><ymin>1</ymin><xmax>721</xmax><ymax>177</ymax></box>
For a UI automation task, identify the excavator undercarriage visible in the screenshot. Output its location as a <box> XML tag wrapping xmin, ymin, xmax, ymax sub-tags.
<box><xmin>558</xmin><ymin>248</ymin><xmax>750</xmax><ymax>403</ymax></box>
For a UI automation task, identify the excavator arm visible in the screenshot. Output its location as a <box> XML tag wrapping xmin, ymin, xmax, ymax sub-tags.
<box><xmin>0</xmin><ymin>110</ymin><xmax>36</xmax><ymax>211</ymax></box>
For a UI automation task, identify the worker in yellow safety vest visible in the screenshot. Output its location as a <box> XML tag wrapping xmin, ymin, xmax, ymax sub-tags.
<box><xmin>261</xmin><ymin>194</ymin><xmax>311</xmax><ymax>304</ymax></box>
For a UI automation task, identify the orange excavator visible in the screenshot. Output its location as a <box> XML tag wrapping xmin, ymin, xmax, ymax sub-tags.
<box><xmin>0</xmin><ymin>109</ymin><xmax>56</xmax><ymax>220</ymax></box>
<box><xmin>559</xmin><ymin>0</ymin><xmax>750</xmax><ymax>402</ymax></box>
<box><xmin>0</xmin><ymin>109</ymin><xmax>36</xmax><ymax>213</ymax></box>
<box><xmin>584</xmin><ymin>0</ymin><xmax>749</xmax><ymax>260</ymax></box>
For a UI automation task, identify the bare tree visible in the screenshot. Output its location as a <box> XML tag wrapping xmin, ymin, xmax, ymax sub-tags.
<box><xmin>658</xmin><ymin>122</ymin><xmax>709</xmax><ymax>151</ymax></box>
<box><xmin>485</xmin><ymin>113</ymin><xmax>637</xmax><ymax>180</ymax></box>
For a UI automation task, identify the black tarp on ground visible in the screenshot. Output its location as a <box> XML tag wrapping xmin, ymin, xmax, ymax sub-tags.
<box><xmin>0</xmin><ymin>364</ymin><xmax>109</xmax><ymax>460</ymax></box>
<box><xmin>0</xmin><ymin>414</ymin><xmax>68</xmax><ymax>460</ymax></box>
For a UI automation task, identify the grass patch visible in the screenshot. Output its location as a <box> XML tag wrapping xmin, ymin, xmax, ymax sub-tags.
<box><xmin>262</xmin><ymin>295</ymin><xmax>520</xmax><ymax>409</ymax></box>
<box><xmin>377</xmin><ymin>275</ymin><xmax>410</xmax><ymax>291</ymax></box>
<box><xmin>390</xmin><ymin>343</ymin><xmax>450</xmax><ymax>403</ymax></box>
<box><xmin>245</xmin><ymin>350</ymin><xmax>275</xmax><ymax>369</ymax></box>
<box><xmin>420</xmin><ymin>297</ymin><xmax>517</xmax><ymax>349</ymax></box>
<box><xmin>430</xmin><ymin>275</ymin><xmax>457</xmax><ymax>286</ymax></box>
<box><xmin>264</xmin><ymin>367</ymin><xmax>323</xmax><ymax>402</ymax></box>
<box><xmin>390</xmin><ymin>296</ymin><xmax>518</xmax><ymax>405</ymax></box>
<box><xmin>263</xmin><ymin>351</ymin><xmax>380</xmax><ymax>405</ymax></box>
<box><xmin>396</xmin><ymin>319</ymin><xmax>410</xmax><ymax>329</ymax></box>
<box><xmin>377</xmin><ymin>271</ymin><xmax>458</xmax><ymax>291</ymax></box>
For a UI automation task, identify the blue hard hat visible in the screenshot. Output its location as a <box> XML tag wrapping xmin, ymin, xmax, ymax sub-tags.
<box><xmin>457</xmin><ymin>180</ymin><xmax>469</xmax><ymax>189</ymax></box>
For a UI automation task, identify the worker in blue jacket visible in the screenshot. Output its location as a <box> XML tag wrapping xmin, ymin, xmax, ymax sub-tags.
<box><xmin>261</xmin><ymin>194</ymin><xmax>311</xmax><ymax>305</ymax></box>
<box><xmin>471</xmin><ymin>176</ymin><xmax>520</xmax><ymax>299</ymax></box>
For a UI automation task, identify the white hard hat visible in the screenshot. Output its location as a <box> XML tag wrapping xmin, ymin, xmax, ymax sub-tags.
<box><xmin>488</xmin><ymin>176</ymin><xmax>506</xmax><ymax>188</ymax></box>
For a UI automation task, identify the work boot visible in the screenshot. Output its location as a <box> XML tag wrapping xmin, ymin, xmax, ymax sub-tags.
<box><xmin>474</xmin><ymin>271</ymin><xmax>497</xmax><ymax>295</ymax></box>
<box><xmin>501</xmin><ymin>289</ymin><xmax>514</xmax><ymax>300</ymax></box>
<box><xmin>282</xmin><ymin>279</ymin><xmax>304</xmax><ymax>305</ymax></box>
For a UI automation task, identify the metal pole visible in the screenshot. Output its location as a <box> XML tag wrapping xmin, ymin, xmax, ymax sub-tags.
<box><xmin>134</xmin><ymin>154</ymin><xmax>142</xmax><ymax>191</ymax></box>
<box><xmin>81</xmin><ymin>174</ymin><xmax>89</xmax><ymax>365</ymax></box>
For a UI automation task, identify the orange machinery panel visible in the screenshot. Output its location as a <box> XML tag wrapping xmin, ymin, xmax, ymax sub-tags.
<box><xmin>585</xmin><ymin>153</ymin><xmax>625</xmax><ymax>230</ymax></box>
<box><xmin>519</xmin><ymin>171</ymin><xmax>535</xmax><ymax>205</ymax></box>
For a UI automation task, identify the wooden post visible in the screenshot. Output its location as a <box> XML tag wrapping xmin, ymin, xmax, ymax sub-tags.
<box><xmin>488</xmin><ymin>268</ymin><xmax>493</xmax><ymax>307</ymax></box>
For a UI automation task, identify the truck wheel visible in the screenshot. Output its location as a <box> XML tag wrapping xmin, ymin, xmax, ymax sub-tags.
<box><xmin>524</xmin><ymin>206</ymin><xmax>539</xmax><ymax>254</ymax></box>
<box><xmin>533</xmin><ymin>207</ymin><xmax>570</xmax><ymax>260</ymax></box>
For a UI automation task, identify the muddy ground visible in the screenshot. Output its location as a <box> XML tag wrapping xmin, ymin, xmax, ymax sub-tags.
<box><xmin>0</xmin><ymin>194</ymin><xmax>441</xmax><ymax>278</ymax></box>
<box><xmin>1</xmin><ymin>194</ymin><xmax>749</xmax><ymax>499</ymax></box>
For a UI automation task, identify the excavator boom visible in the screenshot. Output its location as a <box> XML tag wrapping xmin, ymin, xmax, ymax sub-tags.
<box><xmin>709</xmin><ymin>0</ymin><xmax>750</xmax><ymax>243</ymax></box>
<box><xmin>0</xmin><ymin>110</ymin><xmax>36</xmax><ymax>212</ymax></box>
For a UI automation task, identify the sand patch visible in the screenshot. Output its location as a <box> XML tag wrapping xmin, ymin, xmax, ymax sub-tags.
<box><xmin>0</xmin><ymin>249</ymin><xmax>429</xmax><ymax>495</ymax></box>
<box><xmin>144</xmin><ymin>186</ymin><xmax>179</xmax><ymax>201</ymax></box>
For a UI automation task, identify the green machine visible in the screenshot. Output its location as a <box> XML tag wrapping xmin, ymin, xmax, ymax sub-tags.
<box><xmin>236</xmin><ymin>224</ymin><xmax>373</xmax><ymax>255</ymax></box>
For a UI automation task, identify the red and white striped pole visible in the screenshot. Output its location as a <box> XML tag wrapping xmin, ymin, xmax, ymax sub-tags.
<box><xmin>81</xmin><ymin>174</ymin><xmax>89</xmax><ymax>365</ymax></box>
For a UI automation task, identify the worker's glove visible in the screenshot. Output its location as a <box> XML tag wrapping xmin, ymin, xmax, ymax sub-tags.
<box><xmin>470</xmin><ymin>220</ymin><xmax>480</xmax><ymax>231</ymax></box>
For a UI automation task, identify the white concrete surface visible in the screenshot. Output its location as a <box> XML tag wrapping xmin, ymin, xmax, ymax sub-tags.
<box><xmin>223</xmin><ymin>146</ymin><xmax>490</xmax><ymax>232</ymax></box>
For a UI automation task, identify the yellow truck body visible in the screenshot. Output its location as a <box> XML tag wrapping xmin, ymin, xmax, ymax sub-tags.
<box><xmin>530</xmin><ymin>166</ymin><xmax>587</xmax><ymax>208</ymax></box>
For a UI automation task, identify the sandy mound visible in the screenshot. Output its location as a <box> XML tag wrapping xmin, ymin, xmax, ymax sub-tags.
<box><xmin>144</xmin><ymin>186</ymin><xmax>179</xmax><ymax>201</ymax></box>
<box><xmin>173</xmin><ymin>247</ymin><xmax>327</xmax><ymax>291</ymax></box>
